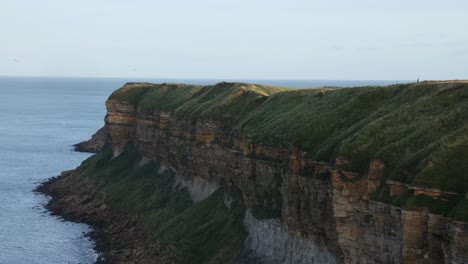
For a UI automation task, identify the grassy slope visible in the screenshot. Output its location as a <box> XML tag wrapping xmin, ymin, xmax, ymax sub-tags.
<box><xmin>77</xmin><ymin>144</ymin><xmax>246</xmax><ymax>263</ymax></box>
<box><xmin>109</xmin><ymin>81</ymin><xmax>468</xmax><ymax>219</ymax></box>
<box><xmin>241</xmin><ymin>82</ymin><xmax>468</xmax><ymax>190</ymax></box>
<box><xmin>110</xmin><ymin>82</ymin><xmax>291</xmax><ymax>120</ymax></box>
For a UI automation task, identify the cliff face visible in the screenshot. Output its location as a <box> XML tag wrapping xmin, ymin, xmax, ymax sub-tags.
<box><xmin>105</xmin><ymin>95</ymin><xmax>344</xmax><ymax>262</ymax></box>
<box><xmin>49</xmin><ymin>81</ymin><xmax>468</xmax><ymax>263</ymax></box>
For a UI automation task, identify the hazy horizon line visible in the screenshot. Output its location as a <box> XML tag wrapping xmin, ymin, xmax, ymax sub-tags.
<box><xmin>0</xmin><ymin>74</ymin><xmax>417</xmax><ymax>82</ymax></box>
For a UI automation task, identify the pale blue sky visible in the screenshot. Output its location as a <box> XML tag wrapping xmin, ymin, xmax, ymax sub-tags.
<box><xmin>1</xmin><ymin>0</ymin><xmax>467</xmax><ymax>80</ymax></box>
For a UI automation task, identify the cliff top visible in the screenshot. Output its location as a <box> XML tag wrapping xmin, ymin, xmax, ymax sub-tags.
<box><xmin>109</xmin><ymin>81</ymin><xmax>292</xmax><ymax>120</ymax></box>
<box><xmin>108</xmin><ymin>80</ymin><xmax>468</xmax><ymax>195</ymax></box>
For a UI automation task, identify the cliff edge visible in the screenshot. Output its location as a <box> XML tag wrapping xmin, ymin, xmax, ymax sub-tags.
<box><xmin>41</xmin><ymin>81</ymin><xmax>468</xmax><ymax>263</ymax></box>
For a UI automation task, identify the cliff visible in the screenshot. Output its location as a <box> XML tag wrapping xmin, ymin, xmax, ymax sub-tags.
<box><xmin>41</xmin><ymin>81</ymin><xmax>468</xmax><ymax>263</ymax></box>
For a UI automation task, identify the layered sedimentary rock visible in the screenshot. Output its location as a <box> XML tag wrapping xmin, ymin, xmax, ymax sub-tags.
<box><xmin>104</xmin><ymin>98</ymin><xmax>342</xmax><ymax>263</ymax></box>
<box><xmin>51</xmin><ymin>81</ymin><xmax>468</xmax><ymax>263</ymax></box>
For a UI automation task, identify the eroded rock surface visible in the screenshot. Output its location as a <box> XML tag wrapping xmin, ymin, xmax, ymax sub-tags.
<box><xmin>45</xmin><ymin>82</ymin><xmax>468</xmax><ymax>264</ymax></box>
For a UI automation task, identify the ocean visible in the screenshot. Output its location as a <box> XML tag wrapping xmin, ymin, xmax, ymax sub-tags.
<box><xmin>0</xmin><ymin>76</ymin><xmax>406</xmax><ymax>263</ymax></box>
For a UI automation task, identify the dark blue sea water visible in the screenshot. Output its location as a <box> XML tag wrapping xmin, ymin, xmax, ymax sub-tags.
<box><xmin>0</xmin><ymin>76</ymin><xmax>406</xmax><ymax>263</ymax></box>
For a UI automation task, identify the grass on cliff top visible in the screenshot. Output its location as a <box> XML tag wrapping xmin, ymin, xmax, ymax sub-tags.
<box><xmin>110</xmin><ymin>81</ymin><xmax>291</xmax><ymax>121</ymax></box>
<box><xmin>108</xmin><ymin>81</ymin><xmax>468</xmax><ymax>193</ymax></box>
<box><xmin>108</xmin><ymin>82</ymin><xmax>155</xmax><ymax>105</ymax></box>
<box><xmin>76</xmin><ymin>144</ymin><xmax>247</xmax><ymax>264</ymax></box>
<box><xmin>239</xmin><ymin>82</ymin><xmax>468</xmax><ymax>193</ymax></box>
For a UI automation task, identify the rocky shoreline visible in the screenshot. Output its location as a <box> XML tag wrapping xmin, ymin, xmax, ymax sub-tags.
<box><xmin>34</xmin><ymin>81</ymin><xmax>468</xmax><ymax>263</ymax></box>
<box><xmin>37</xmin><ymin>170</ymin><xmax>172</xmax><ymax>264</ymax></box>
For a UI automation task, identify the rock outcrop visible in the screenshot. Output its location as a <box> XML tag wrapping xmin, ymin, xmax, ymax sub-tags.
<box><xmin>43</xmin><ymin>81</ymin><xmax>468</xmax><ymax>263</ymax></box>
<box><xmin>74</xmin><ymin>126</ymin><xmax>109</xmax><ymax>153</ymax></box>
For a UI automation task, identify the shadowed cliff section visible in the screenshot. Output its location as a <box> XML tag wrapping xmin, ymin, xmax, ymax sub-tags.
<box><xmin>40</xmin><ymin>143</ymin><xmax>247</xmax><ymax>264</ymax></box>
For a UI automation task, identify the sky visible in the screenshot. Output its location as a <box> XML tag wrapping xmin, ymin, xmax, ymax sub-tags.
<box><xmin>1</xmin><ymin>0</ymin><xmax>467</xmax><ymax>80</ymax></box>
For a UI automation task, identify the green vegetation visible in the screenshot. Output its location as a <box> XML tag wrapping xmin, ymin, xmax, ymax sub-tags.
<box><xmin>450</xmin><ymin>198</ymin><xmax>468</xmax><ymax>221</ymax></box>
<box><xmin>391</xmin><ymin>190</ymin><xmax>414</xmax><ymax>206</ymax></box>
<box><xmin>240</xmin><ymin>82</ymin><xmax>468</xmax><ymax>188</ymax></box>
<box><xmin>109</xmin><ymin>81</ymin><xmax>468</xmax><ymax>216</ymax></box>
<box><xmin>112</xmin><ymin>81</ymin><xmax>290</xmax><ymax>121</ymax></box>
<box><xmin>75</xmin><ymin>144</ymin><xmax>246</xmax><ymax>264</ymax></box>
<box><xmin>412</xmin><ymin>135</ymin><xmax>468</xmax><ymax>193</ymax></box>
<box><xmin>108</xmin><ymin>82</ymin><xmax>154</xmax><ymax>105</ymax></box>
<box><xmin>402</xmin><ymin>194</ymin><xmax>461</xmax><ymax>216</ymax></box>
<box><xmin>137</xmin><ymin>82</ymin><xmax>290</xmax><ymax>121</ymax></box>
<box><xmin>155</xmin><ymin>190</ymin><xmax>246</xmax><ymax>263</ymax></box>
<box><xmin>371</xmin><ymin>187</ymin><xmax>468</xmax><ymax>221</ymax></box>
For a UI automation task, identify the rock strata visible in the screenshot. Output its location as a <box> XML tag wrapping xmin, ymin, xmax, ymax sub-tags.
<box><xmin>42</xmin><ymin>81</ymin><xmax>468</xmax><ymax>264</ymax></box>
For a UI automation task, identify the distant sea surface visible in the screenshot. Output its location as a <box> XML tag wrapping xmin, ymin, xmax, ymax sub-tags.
<box><xmin>0</xmin><ymin>76</ymin><xmax>406</xmax><ymax>263</ymax></box>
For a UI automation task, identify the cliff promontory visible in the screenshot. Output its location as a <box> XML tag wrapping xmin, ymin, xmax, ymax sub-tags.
<box><xmin>40</xmin><ymin>81</ymin><xmax>468</xmax><ymax>263</ymax></box>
